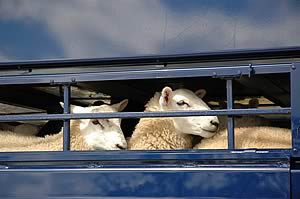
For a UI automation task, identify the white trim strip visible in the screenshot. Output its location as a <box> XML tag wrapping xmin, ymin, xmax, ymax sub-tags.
<box><xmin>0</xmin><ymin>167</ymin><xmax>289</xmax><ymax>172</ymax></box>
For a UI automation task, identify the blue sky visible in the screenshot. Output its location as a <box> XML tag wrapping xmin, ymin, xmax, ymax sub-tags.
<box><xmin>0</xmin><ymin>0</ymin><xmax>299</xmax><ymax>61</ymax></box>
<box><xmin>0</xmin><ymin>20</ymin><xmax>63</xmax><ymax>60</ymax></box>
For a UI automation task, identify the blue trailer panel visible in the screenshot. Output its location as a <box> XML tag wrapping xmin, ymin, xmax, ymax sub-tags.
<box><xmin>0</xmin><ymin>166</ymin><xmax>290</xmax><ymax>199</ymax></box>
<box><xmin>0</xmin><ymin>1</ymin><xmax>299</xmax><ymax>198</ymax></box>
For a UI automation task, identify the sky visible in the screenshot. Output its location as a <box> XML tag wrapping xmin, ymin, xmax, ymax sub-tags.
<box><xmin>0</xmin><ymin>0</ymin><xmax>300</xmax><ymax>61</ymax></box>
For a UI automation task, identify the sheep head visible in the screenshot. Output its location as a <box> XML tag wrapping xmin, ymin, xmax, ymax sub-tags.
<box><xmin>69</xmin><ymin>99</ymin><xmax>128</xmax><ymax>150</ymax></box>
<box><xmin>159</xmin><ymin>87</ymin><xmax>219</xmax><ymax>138</ymax></box>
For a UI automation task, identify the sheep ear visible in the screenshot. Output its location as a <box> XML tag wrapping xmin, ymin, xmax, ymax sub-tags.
<box><xmin>159</xmin><ymin>86</ymin><xmax>173</xmax><ymax>107</ymax></box>
<box><xmin>60</xmin><ymin>102</ymin><xmax>86</xmax><ymax>113</ymax></box>
<box><xmin>195</xmin><ymin>89</ymin><xmax>206</xmax><ymax>98</ymax></box>
<box><xmin>111</xmin><ymin>99</ymin><xmax>129</xmax><ymax>112</ymax></box>
<box><xmin>71</xmin><ymin>105</ymin><xmax>87</xmax><ymax>113</ymax></box>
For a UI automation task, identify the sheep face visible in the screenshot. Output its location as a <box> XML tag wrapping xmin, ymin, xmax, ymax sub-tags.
<box><xmin>159</xmin><ymin>87</ymin><xmax>219</xmax><ymax>138</ymax></box>
<box><xmin>71</xmin><ymin>99</ymin><xmax>128</xmax><ymax>150</ymax></box>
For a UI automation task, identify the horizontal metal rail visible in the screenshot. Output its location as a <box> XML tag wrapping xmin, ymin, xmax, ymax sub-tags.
<box><xmin>0</xmin><ymin>167</ymin><xmax>290</xmax><ymax>172</ymax></box>
<box><xmin>0</xmin><ymin>108</ymin><xmax>291</xmax><ymax>122</ymax></box>
<box><xmin>0</xmin><ymin>149</ymin><xmax>291</xmax><ymax>162</ymax></box>
<box><xmin>0</xmin><ymin>64</ymin><xmax>291</xmax><ymax>85</ymax></box>
<box><xmin>0</xmin><ymin>46</ymin><xmax>299</xmax><ymax>70</ymax></box>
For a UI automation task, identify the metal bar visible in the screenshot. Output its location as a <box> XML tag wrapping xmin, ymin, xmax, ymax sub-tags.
<box><xmin>0</xmin><ymin>168</ymin><xmax>289</xmax><ymax>172</ymax></box>
<box><xmin>0</xmin><ymin>46</ymin><xmax>299</xmax><ymax>70</ymax></box>
<box><xmin>291</xmin><ymin>63</ymin><xmax>300</xmax><ymax>153</ymax></box>
<box><xmin>63</xmin><ymin>85</ymin><xmax>71</xmax><ymax>151</ymax></box>
<box><xmin>0</xmin><ymin>64</ymin><xmax>291</xmax><ymax>85</ymax></box>
<box><xmin>0</xmin><ymin>108</ymin><xmax>291</xmax><ymax>122</ymax></box>
<box><xmin>0</xmin><ymin>150</ymin><xmax>291</xmax><ymax>162</ymax></box>
<box><xmin>227</xmin><ymin>79</ymin><xmax>235</xmax><ymax>149</ymax></box>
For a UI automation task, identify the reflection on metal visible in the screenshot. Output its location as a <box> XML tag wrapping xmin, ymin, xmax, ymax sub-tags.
<box><xmin>0</xmin><ymin>167</ymin><xmax>290</xmax><ymax>198</ymax></box>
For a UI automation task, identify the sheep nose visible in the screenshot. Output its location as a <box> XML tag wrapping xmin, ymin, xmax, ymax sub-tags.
<box><xmin>210</xmin><ymin>120</ymin><xmax>219</xmax><ymax>128</ymax></box>
<box><xmin>116</xmin><ymin>144</ymin><xmax>127</xmax><ymax>150</ymax></box>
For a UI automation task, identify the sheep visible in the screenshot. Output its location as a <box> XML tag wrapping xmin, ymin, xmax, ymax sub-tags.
<box><xmin>128</xmin><ymin>86</ymin><xmax>219</xmax><ymax>150</ymax></box>
<box><xmin>217</xmin><ymin>98</ymin><xmax>271</xmax><ymax>130</ymax></box>
<box><xmin>5</xmin><ymin>123</ymin><xmax>41</xmax><ymax>136</ymax></box>
<box><xmin>0</xmin><ymin>122</ymin><xmax>41</xmax><ymax>138</ymax></box>
<box><xmin>128</xmin><ymin>87</ymin><xmax>291</xmax><ymax>150</ymax></box>
<box><xmin>0</xmin><ymin>100</ymin><xmax>129</xmax><ymax>152</ymax></box>
<box><xmin>193</xmin><ymin>126</ymin><xmax>291</xmax><ymax>149</ymax></box>
<box><xmin>194</xmin><ymin>97</ymin><xmax>291</xmax><ymax>149</ymax></box>
<box><xmin>218</xmin><ymin>115</ymin><xmax>271</xmax><ymax>130</ymax></box>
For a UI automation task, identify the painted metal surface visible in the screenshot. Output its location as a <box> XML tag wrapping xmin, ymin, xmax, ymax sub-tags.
<box><xmin>63</xmin><ymin>85</ymin><xmax>70</xmax><ymax>151</ymax></box>
<box><xmin>0</xmin><ymin>1</ymin><xmax>300</xmax><ymax>62</ymax></box>
<box><xmin>291</xmin><ymin>166</ymin><xmax>300</xmax><ymax>199</ymax></box>
<box><xmin>226</xmin><ymin>79</ymin><xmax>235</xmax><ymax>149</ymax></box>
<box><xmin>291</xmin><ymin>63</ymin><xmax>300</xmax><ymax>153</ymax></box>
<box><xmin>0</xmin><ymin>150</ymin><xmax>291</xmax><ymax>162</ymax></box>
<box><xmin>0</xmin><ymin>47</ymin><xmax>299</xmax><ymax>70</ymax></box>
<box><xmin>0</xmin><ymin>166</ymin><xmax>290</xmax><ymax>199</ymax></box>
<box><xmin>0</xmin><ymin>19</ymin><xmax>297</xmax><ymax>197</ymax></box>
<box><xmin>0</xmin><ymin>63</ymin><xmax>292</xmax><ymax>85</ymax></box>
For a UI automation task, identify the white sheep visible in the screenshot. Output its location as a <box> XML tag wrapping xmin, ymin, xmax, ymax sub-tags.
<box><xmin>0</xmin><ymin>100</ymin><xmax>128</xmax><ymax>152</ymax></box>
<box><xmin>193</xmin><ymin>126</ymin><xmax>291</xmax><ymax>149</ymax></box>
<box><xmin>217</xmin><ymin>98</ymin><xmax>271</xmax><ymax>130</ymax></box>
<box><xmin>194</xmin><ymin>98</ymin><xmax>291</xmax><ymax>149</ymax></box>
<box><xmin>0</xmin><ymin>119</ymin><xmax>45</xmax><ymax>137</ymax></box>
<box><xmin>12</xmin><ymin>123</ymin><xmax>40</xmax><ymax>136</ymax></box>
<box><xmin>218</xmin><ymin>115</ymin><xmax>271</xmax><ymax>131</ymax></box>
<box><xmin>128</xmin><ymin>87</ymin><xmax>219</xmax><ymax>150</ymax></box>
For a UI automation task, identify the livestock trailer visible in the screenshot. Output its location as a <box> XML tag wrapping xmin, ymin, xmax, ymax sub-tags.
<box><xmin>0</xmin><ymin>1</ymin><xmax>300</xmax><ymax>198</ymax></box>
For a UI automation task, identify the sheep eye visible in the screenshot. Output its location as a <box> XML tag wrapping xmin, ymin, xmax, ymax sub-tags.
<box><xmin>177</xmin><ymin>100</ymin><xmax>189</xmax><ymax>106</ymax></box>
<box><xmin>92</xmin><ymin>119</ymin><xmax>105</xmax><ymax>129</ymax></box>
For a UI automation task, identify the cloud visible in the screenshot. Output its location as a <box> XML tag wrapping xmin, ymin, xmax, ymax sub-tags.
<box><xmin>0</xmin><ymin>0</ymin><xmax>166</xmax><ymax>58</ymax></box>
<box><xmin>0</xmin><ymin>0</ymin><xmax>299</xmax><ymax>60</ymax></box>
